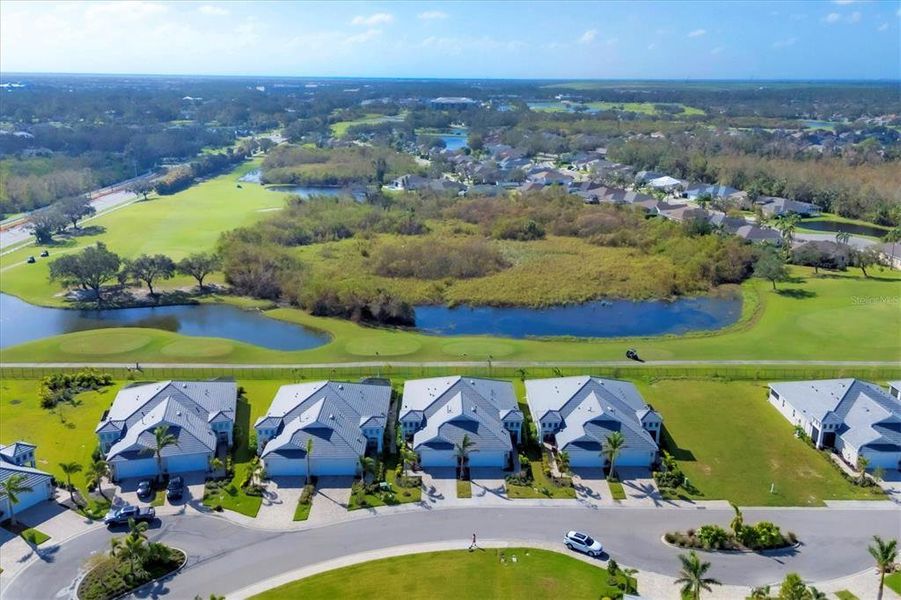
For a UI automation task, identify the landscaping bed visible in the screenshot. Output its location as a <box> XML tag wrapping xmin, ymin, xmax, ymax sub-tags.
<box><xmin>78</xmin><ymin>546</ymin><xmax>185</xmax><ymax>600</ymax></box>
<box><xmin>505</xmin><ymin>449</ymin><xmax>575</xmax><ymax>499</ymax></box>
<box><xmin>293</xmin><ymin>483</ymin><xmax>315</xmax><ymax>521</ymax></box>
<box><xmin>665</xmin><ymin>510</ymin><xmax>797</xmax><ymax>553</ymax></box>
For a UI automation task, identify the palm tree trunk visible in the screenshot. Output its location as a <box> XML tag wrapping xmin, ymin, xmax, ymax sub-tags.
<box><xmin>9</xmin><ymin>503</ymin><xmax>17</xmax><ymax>527</ymax></box>
<box><xmin>877</xmin><ymin>571</ymin><xmax>884</xmax><ymax>600</ymax></box>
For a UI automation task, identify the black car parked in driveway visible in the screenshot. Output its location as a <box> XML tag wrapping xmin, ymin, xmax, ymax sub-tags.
<box><xmin>136</xmin><ymin>480</ymin><xmax>153</xmax><ymax>500</ymax></box>
<box><xmin>166</xmin><ymin>475</ymin><xmax>185</xmax><ymax>500</ymax></box>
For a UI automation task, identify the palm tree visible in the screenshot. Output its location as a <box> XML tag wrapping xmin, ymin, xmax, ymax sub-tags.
<box><xmin>305</xmin><ymin>438</ymin><xmax>313</xmax><ymax>487</ymax></box>
<box><xmin>807</xmin><ymin>587</ymin><xmax>827</xmax><ymax>600</ymax></box>
<box><xmin>401</xmin><ymin>447</ymin><xmax>417</xmax><ymax>478</ymax></box>
<box><xmin>749</xmin><ymin>585</ymin><xmax>770</xmax><ymax>599</ymax></box>
<box><xmin>835</xmin><ymin>230</ymin><xmax>852</xmax><ymax>246</ymax></box>
<box><xmin>557</xmin><ymin>451</ymin><xmax>571</xmax><ymax>475</ymax></box>
<box><xmin>0</xmin><ymin>474</ymin><xmax>33</xmax><ymax>526</ymax></box>
<box><xmin>454</xmin><ymin>434</ymin><xmax>477</xmax><ymax>480</ymax></box>
<box><xmin>149</xmin><ymin>425</ymin><xmax>178</xmax><ymax>483</ymax></box>
<box><xmin>729</xmin><ymin>503</ymin><xmax>744</xmax><ymax>537</ymax></box>
<box><xmin>602</xmin><ymin>431</ymin><xmax>626</xmax><ymax>480</ymax></box>
<box><xmin>857</xmin><ymin>455</ymin><xmax>870</xmax><ymax>485</ymax></box>
<box><xmin>674</xmin><ymin>551</ymin><xmax>721</xmax><ymax>600</ymax></box>
<box><xmin>358</xmin><ymin>455</ymin><xmax>376</xmax><ymax>486</ymax></box>
<box><xmin>58</xmin><ymin>461</ymin><xmax>83</xmax><ymax>504</ymax></box>
<box><xmin>868</xmin><ymin>535</ymin><xmax>898</xmax><ymax>600</ymax></box>
<box><xmin>775</xmin><ymin>213</ymin><xmax>800</xmax><ymax>245</ymax></box>
<box><xmin>884</xmin><ymin>226</ymin><xmax>901</xmax><ymax>266</ymax></box>
<box><xmin>86</xmin><ymin>459</ymin><xmax>111</xmax><ymax>501</ymax></box>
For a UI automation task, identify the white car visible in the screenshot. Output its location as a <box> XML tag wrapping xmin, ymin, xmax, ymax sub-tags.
<box><xmin>563</xmin><ymin>530</ymin><xmax>603</xmax><ymax>557</ymax></box>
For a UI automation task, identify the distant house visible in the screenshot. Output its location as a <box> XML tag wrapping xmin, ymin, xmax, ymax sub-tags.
<box><xmin>575</xmin><ymin>185</ymin><xmax>653</xmax><ymax>207</ymax></box>
<box><xmin>683</xmin><ymin>183</ymin><xmax>741</xmax><ymax>201</ymax></box>
<box><xmin>768</xmin><ymin>379</ymin><xmax>901</xmax><ymax>469</ymax></box>
<box><xmin>706</xmin><ymin>211</ymin><xmax>749</xmax><ymax>234</ymax></box>
<box><xmin>655</xmin><ymin>203</ymin><xmax>708</xmax><ymax>223</ymax></box>
<box><xmin>400</xmin><ymin>377</ymin><xmax>522</xmax><ymax>469</ymax></box>
<box><xmin>646</xmin><ymin>175</ymin><xmax>684</xmax><ymax>192</ymax></box>
<box><xmin>431</xmin><ymin>97</ymin><xmax>479</xmax><ymax>110</ymax></box>
<box><xmin>255</xmin><ymin>381</ymin><xmax>391</xmax><ymax>477</ymax></box>
<box><xmin>635</xmin><ymin>170</ymin><xmax>665</xmax><ymax>184</ymax></box>
<box><xmin>529</xmin><ymin>169</ymin><xmax>574</xmax><ymax>187</ymax></box>
<box><xmin>756</xmin><ymin>196</ymin><xmax>820</xmax><ymax>217</ymax></box>
<box><xmin>0</xmin><ymin>442</ymin><xmax>54</xmax><ymax>520</ymax></box>
<box><xmin>735</xmin><ymin>224</ymin><xmax>783</xmax><ymax>244</ymax></box>
<box><xmin>388</xmin><ymin>174</ymin><xmax>465</xmax><ymax>194</ymax></box>
<box><xmin>524</xmin><ymin>377</ymin><xmax>661</xmax><ymax>469</ymax></box>
<box><xmin>876</xmin><ymin>242</ymin><xmax>901</xmax><ymax>270</ymax></box>
<box><xmin>97</xmin><ymin>380</ymin><xmax>237</xmax><ymax>480</ymax></box>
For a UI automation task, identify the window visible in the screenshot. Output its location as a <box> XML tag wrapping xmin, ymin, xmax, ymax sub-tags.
<box><xmin>772</xmin><ymin>391</ymin><xmax>780</xmax><ymax>401</ymax></box>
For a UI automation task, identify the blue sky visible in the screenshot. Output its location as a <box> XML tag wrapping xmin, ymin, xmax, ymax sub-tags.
<box><xmin>1</xmin><ymin>1</ymin><xmax>899</xmax><ymax>79</ymax></box>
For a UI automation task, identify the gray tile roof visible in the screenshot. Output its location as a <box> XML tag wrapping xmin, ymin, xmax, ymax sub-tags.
<box><xmin>525</xmin><ymin>377</ymin><xmax>659</xmax><ymax>454</ymax></box>
<box><xmin>0</xmin><ymin>441</ymin><xmax>36</xmax><ymax>463</ymax></box>
<box><xmin>402</xmin><ymin>377</ymin><xmax>520</xmax><ymax>454</ymax></box>
<box><xmin>769</xmin><ymin>379</ymin><xmax>901</xmax><ymax>451</ymax></box>
<box><xmin>0</xmin><ymin>462</ymin><xmax>52</xmax><ymax>501</ymax></box>
<box><xmin>258</xmin><ymin>381</ymin><xmax>391</xmax><ymax>460</ymax></box>
<box><xmin>100</xmin><ymin>380</ymin><xmax>236</xmax><ymax>463</ymax></box>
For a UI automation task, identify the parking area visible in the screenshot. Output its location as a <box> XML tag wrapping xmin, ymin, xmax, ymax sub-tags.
<box><xmin>256</xmin><ymin>477</ymin><xmax>305</xmax><ymax>526</ymax></box>
<box><xmin>571</xmin><ymin>467</ymin><xmax>613</xmax><ymax>506</ymax></box>
<box><xmin>420</xmin><ymin>468</ymin><xmax>456</xmax><ymax>504</ymax></box>
<box><xmin>308</xmin><ymin>476</ymin><xmax>353</xmax><ymax>523</ymax></box>
<box><xmin>617</xmin><ymin>467</ymin><xmax>664</xmax><ymax>506</ymax></box>
<box><xmin>114</xmin><ymin>472</ymin><xmax>206</xmax><ymax>512</ymax></box>
<box><xmin>469</xmin><ymin>468</ymin><xmax>508</xmax><ymax>504</ymax></box>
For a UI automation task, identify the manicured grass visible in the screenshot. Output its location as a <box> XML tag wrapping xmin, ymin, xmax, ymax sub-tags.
<box><xmin>608</xmin><ymin>480</ymin><xmax>626</xmax><ymax>501</ymax></box>
<box><xmin>150</xmin><ymin>489</ymin><xmax>165</xmax><ymax>507</ymax></box>
<box><xmin>329</xmin><ymin>113</ymin><xmax>403</xmax><ymax>137</ymax></box>
<box><xmin>637</xmin><ymin>379</ymin><xmax>886</xmax><ymax>506</ymax></box>
<box><xmin>505</xmin><ymin>448</ymin><xmax>576</xmax><ymax>499</ymax></box>
<box><xmin>885</xmin><ymin>572</ymin><xmax>901</xmax><ymax>595</ymax></box>
<box><xmin>456</xmin><ymin>479</ymin><xmax>472</xmax><ymax>499</ymax></box>
<box><xmin>20</xmin><ymin>527</ymin><xmax>51</xmax><ymax>545</ymax></box>
<box><xmin>249</xmin><ymin>548</ymin><xmax>627</xmax><ymax>600</ymax></box>
<box><xmin>3</xmin><ymin>267</ymin><xmax>898</xmax><ymax>364</ymax></box>
<box><xmin>835</xmin><ymin>590</ymin><xmax>860</xmax><ymax>600</ymax></box>
<box><xmin>0</xmin><ymin>159</ymin><xmax>284</xmax><ymax>307</ymax></box>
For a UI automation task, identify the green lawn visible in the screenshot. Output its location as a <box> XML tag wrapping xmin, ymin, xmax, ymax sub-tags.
<box><xmin>885</xmin><ymin>572</ymin><xmax>901</xmax><ymax>595</ymax></box>
<box><xmin>637</xmin><ymin>379</ymin><xmax>886</xmax><ymax>506</ymax></box>
<box><xmin>835</xmin><ymin>590</ymin><xmax>860</xmax><ymax>600</ymax></box>
<box><xmin>293</xmin><ymin>484</ymin><xmax>314</xmax><ymax>521</ymax></box>
<box><xmin>3</xmin><ymin>267</ymin><xmax>899</xmax><ymax>365</ymax></box>
<box><xmin>249</xmin><ymin>548</ymin><xmax>628</xmax><ymax>600</ymax></box>
<box><xmin>0</xmin><ymin>159</ymin><xmax>284</xmax><ymax>307</ymax></box>
<box><xmin>457</xmin><ymin>479</ymin><xmax>472</xmax><ymax>499</ymax></box>
<box><xmin>20</xmin><ymin>527</ymin><xmax>51</xmax><ymax>545</ymax></box>
<box><xmin>505</xmin><ymin>448</ymin><xmax>576</xmax><ymax>499</ymax></box>
<box><xmin>329</xmin><ymin>113</ymin><xmax>403</xmax><ymax>137</ymax></box>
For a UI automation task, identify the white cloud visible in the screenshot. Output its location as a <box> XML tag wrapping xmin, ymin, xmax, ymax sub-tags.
<box><xmin>687</xmin><ymin>29</ymin><xmax>707</xmax><ymax>38</ymax></box>
<box><xmin>198</xmin><ymin>4</ymin><xmax>229</xmax><ymax>16</ymax></box>
<box><xmin>578</xmin><ymin>29</ymin><xmax>597</xmax><ymax>44</ymax></box>
<box><xmin>710</xmin><ymin>46</ymin><xmax>723</xmax><ymax>55</ymax></box>
<box><xmin>824</xmin><ymin>12</ymin><xmax>841</xmax><ymax>23</ymax></box>
<box><xmin>772</xmin><ymin>37</ymin><xmax>797</xmax><ymax>48</ymax></box>
<box><xmin>417</xmin><ymin>10</ymin><xmax>448</xmax><ymax>20</ymax></box>
<box><xmin>351</xmin><ymin>13</ymin><xmax>393</xmax><ymax>27</ymax></box>
<box><xmin>877</xmin><ymin>22</ymin><xmax>889</xmax><ymax>31</ymax></box>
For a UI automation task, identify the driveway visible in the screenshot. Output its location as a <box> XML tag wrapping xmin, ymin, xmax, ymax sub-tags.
<box><xmin>618</xmin><ymin>468</ymin><xmax>665</xmax><ymax>506</ymax></box>
<box><xmin>571</xmin><ymin>467</ymin><xmax>613</xmax><ymax>507</ymax></box>
<box><xmin>257</xmin><ymin>477</ymin><xmax>304</xmax><ymax>526</ymax></box>
<box><xmin>420</xmin><ymin>468</ymin><xmax>456</xmax><ymax>504</ymax></box>
<box><xmin>469</xmin><ymin>468</ymin><xmax>508</xmax><ymax>504</ymax></box>
<box><xmin>308</xmin><ymin>477</ymin><xmax>353</xmax><ymax>524</ymax></box>
<box><xmin>115</xmin><ymin>472</ymin><xmax>206</xmax><ymax>513</ymax></box>
<box><xmin>877</xmin><ymin>469</ymin><xmax>901</xmax><ymax>504</ymax></box>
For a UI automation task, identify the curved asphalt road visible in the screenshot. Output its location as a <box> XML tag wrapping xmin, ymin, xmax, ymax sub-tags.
<box><xmin>6</xmin><ymin>505</ymin><xmax>900</xmax><ymax>600</ymax></box>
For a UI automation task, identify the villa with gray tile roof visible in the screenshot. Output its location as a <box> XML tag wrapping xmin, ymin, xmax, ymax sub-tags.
<box><xmin>400</xmin><ymin>377</ymin><xmax>522</xmax><ymax>469</ymax></box>
<box><xmin>255</xmin><ymin>381</ymin><xmax>391</xmax><ymax>477</ymax></box>
<box><xmin>1</xmin><ymin>441</ymin><xmax>54</xmax><ymax>521</ymax></box>
<box><xmin>524</xmin><ymin>377</ymin><xmax>662</xmax><ymax>469</ymax></box>
<box><xmin>768</xmin><ymin>379</ymin><xmax>901</xmax><ymax>470</ymax></box>
<box><xmin>96</xmin><ymin>380</ymin><xmax>237</xmax><ymax>480</ymax></box>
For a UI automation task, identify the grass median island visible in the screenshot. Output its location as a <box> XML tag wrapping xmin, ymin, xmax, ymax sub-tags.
<box><xmin>249</xmin><ymin>547</ymin><xmax>631</xmax><ymax>600</ymax></box>
<box><xmin>457</xmin><ymin>479</ymin><xmax>472</xmax><ymax>499</ymax></box>
<box><xmin>638</xmin><ymin>379</ymin><xmax>886</xmax><ymax>506</ymax></box>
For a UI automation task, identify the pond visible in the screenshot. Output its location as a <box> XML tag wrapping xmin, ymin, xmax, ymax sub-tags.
<box><xmin>413</xmin><ymin>296</ymin><xmax>742</xmax><ymax>338</ymax></box>
<box><xmin>799</xmin><ymin>219</ymin><xmax>886</xmax><ymax>238</ymax></box>
<box><xmin>0</xmin><ymin>293</ymin><xmax>330</xmax><ymax>351</ymax></box>
<box><xmin>419</xmin><ymin>128</ymin><xmax>468</xmax><ymax>152</ymax></box>
<box><xmin>239</xmin><ymin>170</ymin><xmax>366</xmax><ymax>200</ymax></box>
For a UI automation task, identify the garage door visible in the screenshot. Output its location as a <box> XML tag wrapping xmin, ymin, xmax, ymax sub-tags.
<box><xmin>569</xmin><ymin>451</ymin><xmax>602</xmax><ymax>468</ymax></box>
<box><xmin>615</xmin><ymin>449</ymin><xmax>655</xmax><ymax>468</ymax></box>
<box><xmin>862</xmin><ymin>449</ymin><xmax>901</xmax><ymax>469</ymax></box>
<box><xmin>469</xmin><ymin>451</ymin><xmax>506</xmax><ymax>468</ymax></box>
<box><xmin>265</xmin><ymin>456</ymin><xmax>357</xmax><ymax>476</ymax></box>
<box><xmin>419</xmin><ymin>449</ymin><xmax>457</xmax><ymax>468</ymax></box>
<box><xmin>165</xmin><ymin>453</ymin><xmax>210</xmax><ymax>474</ymax></box>
<box><xmin>114</xmin><ymin>458</ymin><xmax>159</xmax><ymax>479</ymax></box>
